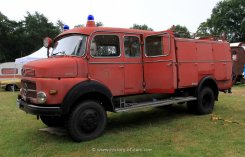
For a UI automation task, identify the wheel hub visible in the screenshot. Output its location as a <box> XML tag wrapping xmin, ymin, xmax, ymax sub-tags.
<box><xmin>203</xmin><ymin>94</ymin><xmax>211</xmax><ymax>107</ymax></box>
<box><xmin>80</xmin><ymin>110</ymin><xmax>98</xmax><ymax>133</ymax></box>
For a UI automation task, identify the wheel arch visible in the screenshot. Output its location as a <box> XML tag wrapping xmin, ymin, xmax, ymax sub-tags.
<box><xmin>61</xmin><ymin>80</ymin><xmax>114</xmax><ymax>115</ymax></box>
<box><xmin>197</xmin><ymin>76</ymin><xmax>219</xmax><ymax>100</ymax></box>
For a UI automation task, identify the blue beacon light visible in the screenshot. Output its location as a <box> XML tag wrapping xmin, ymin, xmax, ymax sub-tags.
<box><xmin>87</xmin><ymin>15</ymin><xmax>94</xmax><ymax>21</ymax></box>
<box><xmin>86</xmin><ymin>15</ymin><xmax>96</xmax><ymax>27</ymax></box>
<box><xmin>63</xmin><ymin>24</ymin><xmax>70</xmax><ymax>31</ymax></box>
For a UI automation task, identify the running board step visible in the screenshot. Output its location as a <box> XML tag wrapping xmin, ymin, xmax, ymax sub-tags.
<box><xmin>115</xmin><ymin>96</ymin><xmax>197</xmax><ymax>112</ymax></box>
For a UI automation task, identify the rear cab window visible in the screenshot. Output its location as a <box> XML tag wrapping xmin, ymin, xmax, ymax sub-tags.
<box><xmin>145</xmin><ymin>36</ymin><xmax>163</xmax><ymax>56</ymax></box>
<box><xmin>124</xmin><ymin>36</ymin><xmax>141</xmax><ymax>58</ymax></box>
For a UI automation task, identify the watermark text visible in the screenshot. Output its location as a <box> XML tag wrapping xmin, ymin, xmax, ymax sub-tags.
<box><xmin>91</xmin><ymin>147</ymin><xmax>152</xmax><ymax>152</ymax></box>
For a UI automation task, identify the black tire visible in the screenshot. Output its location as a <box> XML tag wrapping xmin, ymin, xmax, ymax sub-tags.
<box><xmin>187</xmin><ymin>87</ymin><xmax>215</xmax><ymax>115</ymax></box>
<box><xmin>6</xmin><ymin>84</ymin><xmax>16</xmax><ymax>91</ymax></box>
<box><xmin>67</xmin><ymin>100</ymin><xmax>107</xmax><ymax>142</ymax></box>
<box><xmin>40</xmin><ymin>116</ymin><xmax>65</xmax><ymax>127</ymax></box>
<box><xmin>197</xmin><ymin>87</ymin><xmax>215</xmax><ymax>115</ymax></box>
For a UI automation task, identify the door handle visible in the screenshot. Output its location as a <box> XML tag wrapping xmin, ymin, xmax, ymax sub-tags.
<box><xmin>119</xmin><ymin>65</ymin><xmax>124</xmax><ymax>68</ymax></box>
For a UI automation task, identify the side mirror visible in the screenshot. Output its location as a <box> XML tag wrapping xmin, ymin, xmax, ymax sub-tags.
<box><xmin>43</xmin><ymin>37</ymin><xmax>53</xmax><ymax>57</ymax></box>
<box><xmin>43</xmin><ymin>37</ymin><xmax>52</xmax><ymax>48</ymax></box>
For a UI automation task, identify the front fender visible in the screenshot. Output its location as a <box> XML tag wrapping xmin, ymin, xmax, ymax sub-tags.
<box><xmin>61</xmin><ymin>80</ymin><xmax>113</xmax><ymax>114</ymax></box>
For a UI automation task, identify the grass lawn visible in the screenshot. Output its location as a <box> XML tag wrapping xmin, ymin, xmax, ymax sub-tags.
<box><xmin>0</xmin><ymin>85</ymin><xmax>245</xmax><ymax>157</ymax></box>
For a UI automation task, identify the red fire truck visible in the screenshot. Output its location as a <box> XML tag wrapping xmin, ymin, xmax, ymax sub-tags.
<box><xmin>17</xmin><ymin>15</ymin><xmax>232</xmax><ymax>142</ymax></box>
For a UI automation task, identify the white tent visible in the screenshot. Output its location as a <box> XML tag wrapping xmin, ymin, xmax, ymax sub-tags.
<box><xmin>230</xmin><ymin>42</ymin><xmax>245</xmax><ymax>47</ymax></box>
<box><xmin>15</xmin><ymin>47</ymin><xmax>49</xmax><ymax>64</ymax></box>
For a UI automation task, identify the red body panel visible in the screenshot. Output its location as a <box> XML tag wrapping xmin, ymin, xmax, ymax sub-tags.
<box><xmin>143</xmin><ymin>33</ymin><xmax>176</xmax><ymax>93</ymax></box>
<box><xmin>88</xmin><ymin>57</ymin><xmax>125</xmax><ymax>96</ymax></box>
<box><xmin>176</xmin><ymin>38</ymin><xmax>232</xmax><ymax>90</ymax></box>
<box><xmin>123</xmin><ymin>34</ymin><xmax>144</xmax><ymax>95</ymax></box>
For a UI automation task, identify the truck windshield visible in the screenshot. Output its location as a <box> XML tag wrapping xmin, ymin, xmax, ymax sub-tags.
<box><xmin>52</xmin><ymin>35</ymin><xmax>87</xmax><ymax>56</ymax></box>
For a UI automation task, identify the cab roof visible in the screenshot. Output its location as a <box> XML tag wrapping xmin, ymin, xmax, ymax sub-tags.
<box><xmin>56</xmin><ymin>26</ymin><xmax>172</xmax><ymax>40</ymax></box>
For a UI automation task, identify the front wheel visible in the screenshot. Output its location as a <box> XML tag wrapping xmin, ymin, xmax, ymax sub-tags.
<box><xmin>67</xmin><ymin>100</ymin><xmax>107</xmax><ymax>142</ymax></box>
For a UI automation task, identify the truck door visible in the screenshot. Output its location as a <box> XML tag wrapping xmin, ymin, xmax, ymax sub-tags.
<box><xmin>143</xmin><ymin>33</ymin><xmax>175</xmax><ymax>93</ymax></box>
<box><xmin>123</xmin><ymin>35</ymin><xmax>144</xmax><ymax>95</ymax></box>
<box><xmin>88</xmin><ymin>33</ymin><xmax>124</xmax><ymax>96</ymax></box>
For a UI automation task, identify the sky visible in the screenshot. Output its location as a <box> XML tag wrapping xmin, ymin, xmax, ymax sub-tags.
<box><xmin>0</xmin><ymin>0</ymin><xmax>222</xmax><ymax>33</ymax></box>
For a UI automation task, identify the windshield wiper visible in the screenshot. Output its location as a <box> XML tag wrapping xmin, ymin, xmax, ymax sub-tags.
<box><xmin>52</xmin><ymin>51</ymin><xmax>66</xmax><ymax>56</ymax></box>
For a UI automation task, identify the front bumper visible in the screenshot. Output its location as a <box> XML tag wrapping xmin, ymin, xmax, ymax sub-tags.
<box><xmin>17</xmin><ymin>99</ymin><xmax>62</xmax><ymax>116</ymax></box>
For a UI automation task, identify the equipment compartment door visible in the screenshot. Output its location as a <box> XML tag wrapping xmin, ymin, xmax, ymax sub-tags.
<box><xmin>143</xmin><ymin>33</ymin><xmax>175</xmax><ymax>93</ymax></box>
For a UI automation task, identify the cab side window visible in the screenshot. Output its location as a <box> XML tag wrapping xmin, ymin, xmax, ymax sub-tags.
<box><xmin>145</xmin><ymin>36</ymin><xmax>163</xmax><ymax>56</ymax></box>
<box><xmin>124</xmin><ymin>36</ymin><xmax>141</xmax><ymax>58</ymax></box>
<box><xmin>1</xmin><ymin>68</ymin><xmax>18</xmax><ymax>75</ymax></box>
<box><xmin>90</xmin><ymin>35</ymin><xmax>120</xmax><ymax>57</ymax></box>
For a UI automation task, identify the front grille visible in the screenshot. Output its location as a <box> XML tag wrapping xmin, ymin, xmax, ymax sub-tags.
<box><xmin>21</xmin><ymin>80</ymin><xmax>37</xmax><ymax>98</ymax></box>
<box><xmin>21</xmin><ymin>68</ymin><xmax>35</xmax><ymax>77</ymax></box>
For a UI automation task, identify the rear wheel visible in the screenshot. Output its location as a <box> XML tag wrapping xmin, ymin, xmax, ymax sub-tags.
<box><xmin>67</xmin><ymin>100</ymin><xmax>107</xmax><ymax>142</ymax></box>
<box><xmin>40</xmin><ymin>116</ymin><xmax>65</xmax><ymax>127</ymax></box>
<box><xmin>187</xmin><ymin>87</ymin><xmax>215</xmax><ymax>115</ymax></box>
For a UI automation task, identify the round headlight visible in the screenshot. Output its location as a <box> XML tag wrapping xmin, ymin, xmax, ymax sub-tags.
<box><xmin>37</xmin><ymin>92</ymin><xmax>47</xmax><ymax>104</ymax></box>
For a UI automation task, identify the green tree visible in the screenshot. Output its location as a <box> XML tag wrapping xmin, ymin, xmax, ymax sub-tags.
<box><xmin>74</xmin><ymin>21</ymin><xmax>102</xmax><ymax>28</ymax></box>
<box><xmin>96</xmin><ymin>21</ymin><xmax>103</xmax><ymax>27</ymax></box>
<box><xmin>56</xmin><ymin>19</ymin><xmax>65</xmax><ymax>32</ymax></box>
<box><xmin>74</xmin><ymin>24</ymin><xmax>84</xmax><ymax>28</ymax></box>
<box><xmin>170</xmin><ymin>25</ymin><xmax>191</xmax><ymax>38</ymax></box>
<box><xmin>22</xmin><ymin>11</ymin><xmax>60</xmax><ymax>53</ymax></box>
<box><xmin>130</xmin><ymin>24</ymin><xmax>153</xmax><ymax>31</ymax></box>
<box><xmin>196</xmin><ymin>0</ymin><xmax>245</xmax><ymax>42</ymax></box>
<box><xmin>0</xmin><ymin>12</ymin><xmax>10</xmax><ymax>62</ymax></box>
<box><xmin>196</xmin><ymin>22</ymin><xmax>213</xmax><ymax>38</ymax></box>
<box><xmin>0</xmin><ymin>11</ymin><xmax>61</xmax><ymax>62</ymax></box>
<box><xmin>0</xmin><ymin>12</ymin><xmax>23</xmax><ymax>62</ymax></box>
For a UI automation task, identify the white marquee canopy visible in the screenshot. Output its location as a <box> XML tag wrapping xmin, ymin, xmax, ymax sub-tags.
<box><xmin>15</xmin><ymin>47</ymin><xmax>49</xmax><ymax>64</ymax></box>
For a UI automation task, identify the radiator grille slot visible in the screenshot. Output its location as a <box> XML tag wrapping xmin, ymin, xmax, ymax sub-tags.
<box><xmin>21</xmin><ymin>80</ymin><xmax>37</xmax><ymax>98</ymax></box>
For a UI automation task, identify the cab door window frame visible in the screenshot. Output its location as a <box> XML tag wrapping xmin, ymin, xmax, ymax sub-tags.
<box><xmin>144</xmin><ymin>33</ymin><xmax>171</xmax><ymax>57</ymax></box>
